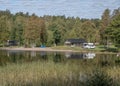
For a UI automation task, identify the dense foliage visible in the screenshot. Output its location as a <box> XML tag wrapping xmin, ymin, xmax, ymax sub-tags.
<box><xmin>86</xmin><ymin>70</ymin><xmax>114</xmax><ymax>86</ymax></box>
<box><xmin>105</xmin><ymin>8</ymin><xmax>120</xmax><ymax>47</ymax></box>
<box><xmin>0</xmin><ymin>8</ymin><xmax>120</xmax><ymax>47</ymax></box>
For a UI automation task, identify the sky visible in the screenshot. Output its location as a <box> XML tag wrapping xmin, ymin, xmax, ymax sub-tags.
<box><xmin>0</xmin><ymin>0</ymin><xmax>120</xmax><ymax>19</ymax></box>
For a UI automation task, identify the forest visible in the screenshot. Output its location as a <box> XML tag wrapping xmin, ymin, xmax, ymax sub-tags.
<box><xmin>0</xmin><ymin>8</ymin><xmax>120</xmax><ymax>47</ymax></box>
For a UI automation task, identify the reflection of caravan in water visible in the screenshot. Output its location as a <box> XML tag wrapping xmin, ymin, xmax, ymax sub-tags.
<box><xmin>83</xmin><ymin>53</ymin><xmax>96</xmax><ymax>59</ymax></box>
<box><xmin>65</xmin><ymin>52</ymin><xmax>95</xmax><ymax>59</ymax></box>
<box><xmin>83</xmin><ymin>43</ymin><xmax>95</xmax><ymax>49</ymax></box>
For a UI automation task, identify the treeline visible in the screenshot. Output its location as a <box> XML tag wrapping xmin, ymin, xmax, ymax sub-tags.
<box><xmin>0</xmin><ymin>8</ymin><xmax>120</xmax><ymax>47</ymax></box>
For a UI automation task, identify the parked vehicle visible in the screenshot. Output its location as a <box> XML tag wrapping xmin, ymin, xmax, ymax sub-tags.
<box><xmin>83</xmin><ymin>43</ymin><xmax>95</xmax><ymax>49</ymax></box>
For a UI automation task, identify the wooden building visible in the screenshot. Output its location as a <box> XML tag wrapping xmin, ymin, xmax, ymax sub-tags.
<box><xmin>65</xmin><ymin>38</ymin><xmax>86</xmax><ymax>46</ymax></box>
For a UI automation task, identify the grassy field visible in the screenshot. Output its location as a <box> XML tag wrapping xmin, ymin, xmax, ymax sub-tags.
<box><xmin>51</xmin><ymin>45</ymin><xmax>119</xmax><ymax>53</ymax></box>
<box><xmin>0</xmin><ymin>59</ymin><xmax>120</xmax><ymax>86</ymax></box>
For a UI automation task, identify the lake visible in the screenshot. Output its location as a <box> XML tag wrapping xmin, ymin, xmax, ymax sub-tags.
<box><xmin>0</xmin><ymin>50</ymin><xmax>118</xmax><ymax>66</ymax></box>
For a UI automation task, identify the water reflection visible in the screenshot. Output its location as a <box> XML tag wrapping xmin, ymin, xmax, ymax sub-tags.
<box><xmin>31</xmin><ymin>51</ymin><xmax>36</xmax><ymax>57</ymax></box>
<box><xmin>40</xmin><ymin>51</ymin><xmax>47</xmax><ymax>56</ymax></box>
<box><xmin>40</xmin><ymin>51</ymin><xmax>48</xmax><ymax>60</ymax></box>
<box><xmin>7</xmin><ymin>50</ymin><xmax>24</xmax><ymax>57</ymax></box>
<box><xmin>65</xmin><ymin>52</ymin><xmax>96</xmax><ymax>59</ymax></box>
<box><xmin>84</xmin><ymin>53</ymin><xmax>96</xmax><ymax>59</ymax></box>
<box><xmin>0</xmin><ymin>50</ymin><xmax>118</xmax><ymax>66</ymax></box>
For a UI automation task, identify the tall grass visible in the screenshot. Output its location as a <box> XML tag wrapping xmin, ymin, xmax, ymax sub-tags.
<box><xmin>0</xmin><ymin>61</ymin><xmax>83</xmax><ymax>86</ymax></box>
<box><xmin>0</xmin><ymin>59</ymin><xmax>120</xmax><ymax>86</ymax></box>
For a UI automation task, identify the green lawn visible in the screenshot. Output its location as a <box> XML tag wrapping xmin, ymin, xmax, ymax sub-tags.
<box><xmin>51</xmin><ymin>45</ymin><xmax>119</xmax><ymax>53</ymax></box>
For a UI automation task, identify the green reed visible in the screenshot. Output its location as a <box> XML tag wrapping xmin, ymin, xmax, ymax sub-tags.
<box><xmin>0</xmin><ymin>57</ymin><xmax>120</xmax><ymax>86</ymax></box>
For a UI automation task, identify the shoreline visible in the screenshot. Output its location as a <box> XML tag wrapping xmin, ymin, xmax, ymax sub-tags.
<box><xmin>0</xmin><ymin>47</ymin><xmax>117</xmax><ymax>54</ymax></box>
<box><xmin>0</xmin><ymin>47</ymin><xmax>73</xmax><ymax>53</ymax></box>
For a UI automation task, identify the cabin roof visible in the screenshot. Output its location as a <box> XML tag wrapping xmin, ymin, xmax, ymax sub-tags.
<box><xmin>65</xmin><ymin>38</ymin><xmax>86</xmax><ymax>43</ymax></box>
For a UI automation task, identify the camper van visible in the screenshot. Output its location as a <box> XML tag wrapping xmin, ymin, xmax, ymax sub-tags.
<box><xmin>83</xmin><ymin>43</ymin><xmax>95</xmax><ymax>49</ymax></box>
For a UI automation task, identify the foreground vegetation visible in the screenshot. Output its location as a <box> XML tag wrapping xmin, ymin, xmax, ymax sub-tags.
<box><xmin>0</xmin><ymin>57</ymin><xmax>120</xmax><ymax>86</ymax></box>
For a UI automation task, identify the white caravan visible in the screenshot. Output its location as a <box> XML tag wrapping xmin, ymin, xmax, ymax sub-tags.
<box><xmin>83</xmin><ymin>43</ymin><xmax>95</xmax><ymax>49</ymax></box>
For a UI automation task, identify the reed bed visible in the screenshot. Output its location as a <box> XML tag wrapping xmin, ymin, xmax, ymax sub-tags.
<box><xmin>0</xmin><ymin>61</ymin><xmax>83</xmax><ymax>86</ymax></box>
<box><xmin>0</xmin><ymin>60</ymin><xmax>120</xmax><ymax>86</ymax></box>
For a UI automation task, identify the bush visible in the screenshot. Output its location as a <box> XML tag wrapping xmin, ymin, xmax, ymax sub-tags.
<box><xmin>106</xmin><ymin>48</ymin><xmax>118</xmax><ymax>52</ymax></box>
<box><xmin>0</xmin><ymin>44</ymin><xmax>3</xmax><ymax>47</ymax></box>
<box><xmin>86</xmin><ymin>69</ymin><xmax>114</xmax><ymax>86</ymax></box>
<box><xmin>115</xmin><ymin>44</ymin><xmax>120</xmax><ymax>48</ymax></box>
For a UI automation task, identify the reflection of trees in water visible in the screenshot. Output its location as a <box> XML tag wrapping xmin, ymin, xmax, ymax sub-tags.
<box><xmin>40</xmin><ymin>51</ymin><xmax>48</xmax><ymax>60</ymax></box>
<box><xmin>31</xmin><ymin>51</ymin><xmax>36</xmax><ymax>57</ymax></box>
<box><xmin>65</xmin><ymin>52</ymin><xmax>84</xmax><ymax>59</ymax></box>
<box><xmin>53</xmin><ymin>53</ymin><xmax>64</xmax><ymax>63</ymax></box>
<box><xmin>115</xmin><ymin>57</ymin><xmax>120</xmax><ymax>65</ymax></box>
<box><xmin>0</xmin><ymin>50</ymin><xmax>119</xmax><ymax>67</ymax></box>
<box><xmin>0</xmin><ymin>50</ymin><xmax>26</xmax><ymax>65</ymax></box>
<box><xmin>7</xmin><ymin>51</ymin><xmax>25</xmax><ymax>63</ymax></box>
<box><xmin>95</xmin><ymin>54</ymin><xmax>117</xmax><ymax>67</ymax></box>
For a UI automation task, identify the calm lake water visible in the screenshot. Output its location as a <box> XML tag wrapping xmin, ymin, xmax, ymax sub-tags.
<box><xmin>0</xmin><ymin>50</ymin><xmax>119</xmax><ymax>66</ymax></box>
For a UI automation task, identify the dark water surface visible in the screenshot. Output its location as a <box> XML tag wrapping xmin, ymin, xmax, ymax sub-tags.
<box><xmin>0</xmin><ymin>50</ymin><xmax>119</xmax><ymax>66</ymax></box>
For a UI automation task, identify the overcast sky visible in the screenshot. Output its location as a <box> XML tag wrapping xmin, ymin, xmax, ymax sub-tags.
<box><xmin>0</xmin><ymin>0</ymin><xmax>120</xmax><ymax>19</ymax></box>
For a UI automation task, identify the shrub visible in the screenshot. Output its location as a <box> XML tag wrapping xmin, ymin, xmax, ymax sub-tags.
<box><xmin>86</xmin><ymin>69</ymin><xmax>114</xmax><ymax>86</ymax></box>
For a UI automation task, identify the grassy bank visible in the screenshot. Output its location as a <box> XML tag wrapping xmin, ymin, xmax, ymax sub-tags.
<box><xmin>51</xmin><ymin>45</ymin><xmax>119</xmax><ymax>54</ymax></box>
<box><xmin>0</xmin><ymin>60</ymin><xmax>120</xmax><ymax>86</ymax></box>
